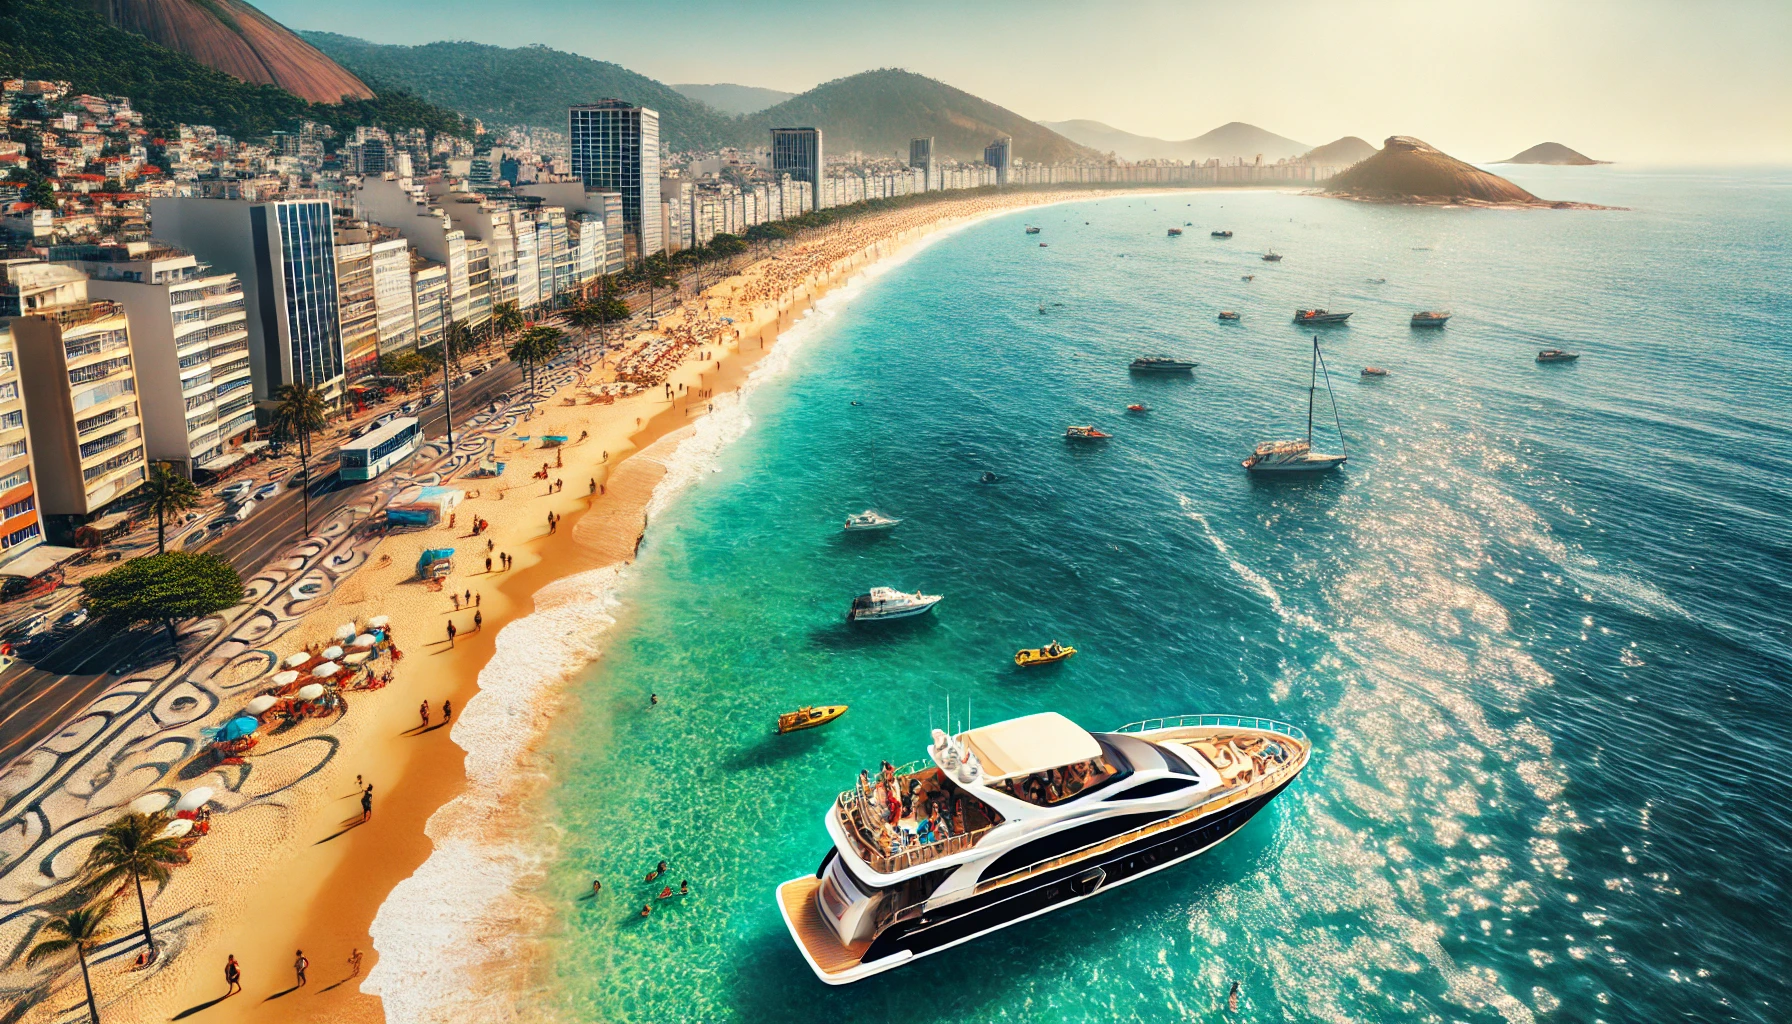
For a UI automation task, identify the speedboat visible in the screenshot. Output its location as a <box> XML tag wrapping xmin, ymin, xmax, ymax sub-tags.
<box><xmin>1167</xmin><ymin>228</ymin><xmax>1183</xmax><ymax>236</ymax></box>
<box><xmin>1038</xmin><ymin>243</ymin><xmax>1048</xmax><ymax>248</ymax></box>
<box><xmin>1125</xmin><ymin>404</ymin><xmax>1149</xmax><ymax>414</ymax></box>
<box><xmin>1261</xmin><ymin>250</ymin><xmax>1283</xmax><ymax>262</ymax></box>
<box><xmin>1014</xmin><ymin>643</ymin><xmax>1076</xmax><ymax>667</ymax></box>
<box><xmin>1244</xmin><ymin>336</ymin><xmax>1349</xmax><ymax>475</ymax></box>
<box><xmin>779</xmin><ymin>705</ymin><xmax>849</xmax><ymax>734</ymax></box>
<box><xmin>1129</xmin><ymin>356</ymin><xmax>1197</xmax><ymax>373</ymax></box>
<box><xmin>1361</xmin><ymin>367</ymin><xmax>1388</xmax><ymax>377</ymax></box>
<box><xmin>1025</xmin><ymin>226</ymin><xmax>1041</xmax><ymax>234</ymax></box>
<box><xmin>1241</xmin><ymin>275</ymin><xmax>1254</xmax><ymax>282</ymax></box>
<box><xmin>843</xmin><ymin>510</ymin><xmax>901</xmax><ymax>532</ymax></box>
<box><xmin>1217</xmin><ymin>311</ymin><xmax>1240</xmax><ymax>322</ymax></box>
<box><xmin>1410</xmin><ymin>311</ymin><xmax>1451</xmax><ymax>327</ymax></box>
<box><xmin>847</xmin><ymin>587</ymin><xmax>942</xmax><ymax>622</ymax></box>
<box><xmin>1065</xmin><ymin>425</ymin><xmax>1112</xmax><ymax>440</ymax></box>
<box><xmin>1537</xmin><ymin>349</ymin><xmax>1580</xmax><ymax>363</ymax></box>
<box><xmin>1211</xmin><ymin>230</ymin><xmax>1233</xmax><ymax>238</ymax></box>
<box><xmin>775</xmin><ymin>710</ymin><xmax>1310</xmax><ymax>984</ymax></box>
<box><xmin>1293</xmin><ymin>309</ymin><xmax>1351</xmax><ymax>325</ymax></box>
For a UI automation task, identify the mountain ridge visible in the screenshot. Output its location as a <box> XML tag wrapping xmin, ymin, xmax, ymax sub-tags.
<box><xmin>1039</xmin><ymin>118</ymin><xmax>1309</xmax><ymax>162</ymax></box>
<box><xmin>1303</xmin><ymin>136</ymin><xmax>1378</xmax><ymax>168</ymax></box>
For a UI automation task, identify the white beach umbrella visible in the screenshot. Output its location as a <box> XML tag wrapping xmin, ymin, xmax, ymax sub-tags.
<box><xmin>273</xmin><ymin>670</ymin><xmax>300</xmax><ymax>687</ymax></box>
<box><xmin>295</xmin><ymin>683</ymin><xmax>326</xmax><ymax>701</ymax></box>
<box><xmin>322</xmin><ymin>645</ymin><xmax>344</xmax><ymax>660</ymax></box>
<box><xmin>158</xmin><ymin>818</ymin><xmax>194</xmax><ymax>840</ymax></box>
<box><xmin>334</xmin><ymin>623</ymin><xmax>357</xmax><ymax>641</ymax></box>
<box><xmin>352</xmin><ymin>633</ymin><xmax>377</xmax><ymax>648</ymax></box>
<box><xmin>244</xmin><ymin>695</ymin><xmax>278</xmax><ymax>716</ymax></box>
<box><xmin>129</xmin><ymin>792</ymin><xmax>172</xmax><ymax>815</ymax></box>
<box><xmin>311</xmin><ymin>662</ymin><xmax>340</xmax><ymax>678</ymax></box>
<box><xmin>174</xmin><ymin>787</ymin><xmax>214</xmax><ymax>813</ymax></box>
<box><xmin>368</xmin><ymin>615</ymin><xmax>390</xmax><ymax>628</ymax></box>
<box><xmin>284</xmin><ymin>652</ymin><xmax>310</xmax><ymax>668</ymax></box>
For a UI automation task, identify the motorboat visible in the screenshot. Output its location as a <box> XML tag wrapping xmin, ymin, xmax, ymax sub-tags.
<box><xmin>775</xmin><ymin>711</ymin><xmax>1310</xmax><ymax>984</ymax></box>
<box><xmin>1293</xmin><ymin>309</ymin><xmax>1352</xmax><ymax>325</ymax></box>
<box><xmin>1536</xmin><ymin>349</ymin><xmax>1580</xmax><ymax>363</ymax></box>
<box><xmin>1241</xmin><ymin>275</ymin><xmax>1254</xmax><ymax>282</ymax></box>
<box><xmin>1261</xmin><ymin>250</ymin><xmax>1283</xmax><ymax>262</ymax></box>
<box><xmin>1361</xmin><ymin>367</ymin><xmax>1388</xmax><ymax>377</ymax></box>
<box><xmin>1217</xmin><ymin>311</ymin><xmax>1240</xmax><ymax>322</ymax></box>
<box><xmin>1065</xmin><ymin>426</ymin><xmax>1112</xmax><ymax>440</ymax></box>
<box><xmin>1129</xmin><ymin>356</ymin><xmax>1197</xmax><ymax>374</ymax></box>
<box><xmin>1410</xmin><ymin>311</ymin><xmax>1451</xmax><ymax>327</ymax></box>
<box><xmin>1243</xmin><ymin>336</ymin><xmax>1349</xmax><ymax>475</ymax></box>
<box><xmin>844</xmin><ymin>510</ymin><xmax>901</xmax><ymax>532</ymax></box>
<box><xmin>1211</xmin><ymin>230</ymin><xmax>1233</xmax><ymax>238</ymax></box>
<box><xmin>1167</xmin><ymin>228</ymin><xmax>1183</xmax><ymax>236</ymax></box>
<box><xmin>1125</xmin><ymin>404</ymin><xmax>1150</xmax><ymax>414</ymax></box>
<box><xmin>1039</xmin><ymin>243</ymin><xmax>1049</xmax><ymax>248</ymax></box>
<box><xmin>1025</xmin><ymin>226</ymin><xmax>1041</xmax><ymax>234</ymax></box>
<box><xmin>847</xmin><ymin>587</ymin><xmax>942</xmax><ymax>622</ymax></box>
<box><xmin>1014</xmin><ymin>643</ymin><xmax>1076</xmax><ymax>667</ymax></box>
<box><xmin>779</xmin><ymin>705</ymin><xmax>849</xmax><ymax>734</ymax></box>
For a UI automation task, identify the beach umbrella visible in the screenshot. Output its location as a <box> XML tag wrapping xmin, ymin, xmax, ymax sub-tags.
<box><xmin>244</xmin><ymin>695</ymin><xmax>278</xmax><ymax>716</ymax></box>
<box><xmin>158</xmin><ymin>818</ymin><xmax>194</xmax><ymax>840</ymax></box>
<box><xmin>129</xmin><ymin>792</ymin><xmax>172</xmax><ymax>815</ymax></box>
<box><xmin>214</xmin><ymin>716</ymin><xmax>258</xmax><ymax>742</ymax></box>
<box><xmin>284</xmin><ymin>652</ymin><xmax>310</xmax><ymax>668</ymax></box>
<box><xmin>312</xmin><ymin>662</ymin><xmax>340</xmax><ymax>678</ymax></box>
<box><xmin>295</xmin><ymin>683</ymin><xmax>326</xmax><ymax>701</ymax></box>
<box><xmin>352</xmin><ymin>633</ymin><xmax>377</xmax><ymax>648</ymax></box>
<box><xmin>174</xmin><ymin>787</ymin><xmax>215</xmax><ymax>813</ymax></box>
<box><xmin>368</xmin><ymin>615</ymin><xmax>390</xmax><ymax>628</ymax></box>
<box><xmin>322</xmin><ymin>645</ymin><xmax>345</xmax><ymax>660</ymax></box>
<box><xmin>334</xmin><ymin>623</ymin><xmax>357</xmax><ymax>641</ymax></box>
<box><xmin>273</xmin><ymin>670</ymin><xmax>300</xmax><ymax>687</ymax></box>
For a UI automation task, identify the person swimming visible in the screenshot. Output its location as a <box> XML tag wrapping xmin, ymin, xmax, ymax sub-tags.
<box><xmin>645</xmin><ymin>859</ymin><xmax>667</xmax><ymax>883</ymax></box>
<box><xmin>1228</xmin><ymin>981</ymin><xmax>1240</xmax><ymax>1013</ymax></box>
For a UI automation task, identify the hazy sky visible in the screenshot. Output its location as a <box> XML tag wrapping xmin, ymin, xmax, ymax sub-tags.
<box><xmin>262</xmin><ymin>0</ymin><xmax>1792</xmax><ymax>164</ymax></box>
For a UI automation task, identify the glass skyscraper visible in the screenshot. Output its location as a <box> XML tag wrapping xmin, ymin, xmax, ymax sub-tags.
<box><xmin>268</xmin><ymin>200</ymin><xmax>344</xmax><ymax>388</ymax></box>
<box><xmin>569</xmin><ymin>101</ymin><xmax>662</xmax><ymax>257</ymax></box>
<box><xmin>771</xmin><ymin>127</ymin><xmax>823</xmax><ymax>212</ymax></box>
<box><xmin>984</xmin><ymin>137</ymin><xmax>1012</xmax><ymax>185</ymax></box>
<box><xmin>909</xmin><ymin>137</ymin><xmax>934</xmax><ymax>191</ymax></box>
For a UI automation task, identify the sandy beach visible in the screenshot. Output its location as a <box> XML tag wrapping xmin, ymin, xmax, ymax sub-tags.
<box><xmin>3</xmin><ymin>185</ymin><xmax>1141</xmax><ymax>1024</ymax></box>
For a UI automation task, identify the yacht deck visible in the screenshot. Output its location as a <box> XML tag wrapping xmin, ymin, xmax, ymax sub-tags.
<box><xmin>778</xmin><ymin>876</ymin><xmax>868</xmax><ymax>977</ymax></box>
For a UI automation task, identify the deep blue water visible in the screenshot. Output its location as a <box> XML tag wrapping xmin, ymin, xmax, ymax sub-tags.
<box><xmin>530</xmin><ymin>168</ymin><xmax>1792</xmax><ymax>1023</ymax></box>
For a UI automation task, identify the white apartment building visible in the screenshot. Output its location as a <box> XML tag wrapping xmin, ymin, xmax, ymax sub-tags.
<box><xmin>370</xmin><ymin>237</ymin><xmax>416</xmax><ymax>357</ymax></box>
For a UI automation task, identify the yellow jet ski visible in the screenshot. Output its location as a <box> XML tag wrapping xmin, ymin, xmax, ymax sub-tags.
<box><xmin>1014</xmin><ymin>643</ymin><xmax>1076</xmax><ymax>667</ymax></box>
<box><xmin>777</xmin><ymin>704</ymin><xmax>848</xmax><ymax>734</ymax></box>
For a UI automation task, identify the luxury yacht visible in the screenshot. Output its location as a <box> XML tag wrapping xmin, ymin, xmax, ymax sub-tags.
<box><xmin>1129</xmin><ymin>356</ymin><xmax>1198</xmax><ymax>373</ymax></box>
<box><xmin>1261</xmin><ymin>250</ymin><xmax>1283</xmax><ymax>262</ymax></box>
<box><xmin>843</xmin><ymin>510</ymin><xmax>901</xmax><ymax>532</ymax></box>
<box><xmin>777</xmin><ymin>711</ymin><xmax>1310</xmax><ymax>984</ymax></box>
<box><xmin>847</xmin><ymin>587</ymin><xmax>942</xmax><ymax>622</ymax></box>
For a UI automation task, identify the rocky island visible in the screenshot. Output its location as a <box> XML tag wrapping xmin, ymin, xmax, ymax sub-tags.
<box><xmin>1322</xmin><ymin>136</ymin><xmax>1614</xmax><ymax>209</ymax></box>
<box><xmin>1497</xmin><ymin>141</ymin><xmax>1610</xmax><ymax>165</ymax></box>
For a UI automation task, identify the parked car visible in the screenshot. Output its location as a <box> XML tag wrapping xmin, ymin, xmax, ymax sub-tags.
<box><xmin>253</xmin><ymin>483</ymin><xmax>280</xmax><ymax>501</ymax></box>
<box><xmin>5</xmin><ymin>614</ymin><xmax>49</xmax><ymax>640</ymax></box>
<box><xmin>468</xmin><ymin>364</ymin><xmax>487</xmax><ymax>376</ymax></box>
<box><xmin>373</xmin><ymin>412</ymin><xmax>395</xmax><ymax>428</ymax></box>
<box><xmin>400</xmin><ymin>401</ymin><xmax>418</xmax><ymax>416</ymax></box>
<box><xmin>219</xmin><ymin>480</ymin><xmax>253</xmax><ymax>502</ymax></box>
<box><xmin>54</xmin><ymin>608</ymin><xmax>88</xmax><ymax>630</ymax></box>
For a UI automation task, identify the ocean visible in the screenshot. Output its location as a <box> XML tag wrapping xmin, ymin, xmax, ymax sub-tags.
<box><xmin>465</xmin><ymin>169</ymin><xmax>1792</xmax><ymax>1022</ymax></box>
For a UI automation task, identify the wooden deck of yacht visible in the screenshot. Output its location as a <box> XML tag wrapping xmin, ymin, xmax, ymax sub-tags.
<box><xmin>778</xmin><ymin>876</ymin><xmax>869</xmax><ymax>977</ymax></box>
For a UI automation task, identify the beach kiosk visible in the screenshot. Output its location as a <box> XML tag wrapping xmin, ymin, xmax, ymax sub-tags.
<box><xmin>416</xmin><ymin>548</ymin><xmax>454</xmax><ymax>580</ymax></box>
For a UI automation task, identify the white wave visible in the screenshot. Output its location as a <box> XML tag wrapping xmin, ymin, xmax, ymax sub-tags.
<box><xmin>1177</xmin><ymin>493</ymin><xmax>1322</xmax><ymax>632</ymax></box>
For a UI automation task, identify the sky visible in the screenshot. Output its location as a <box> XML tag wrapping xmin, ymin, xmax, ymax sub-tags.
<box><xmin>262</xmin><ymin>0</ymin><xmax>1792</xmax><ymax>164</ymax></box>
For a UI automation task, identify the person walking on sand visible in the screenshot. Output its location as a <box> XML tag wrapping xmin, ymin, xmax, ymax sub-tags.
<box><xmin>347</xmin><ymin>948</ymin><xmax>364</xmax><ymax>977</ymax></box>
<box><xmin>473</xmin><ymin>610</ymin><xmax>482</xmax><ymax>631</ymax></box>
<box><xmin>447</xmin><ymin>621</ymin><xmax>457</xmax><ymax>647</ymax></box>
<box><xmin>224</xmin><ymin>954</ymin><xmax>241</xmax><ymax>995</ymax></box>
<box><xmin>589</xmin><ymin>478</ymin><xmax>597</xmax><ymax>496</ymax></box>
<box><xmin>452</xmin><ymin>593</ymin><xmax>461</xmax><ymax>611</ymax></box>
<box><xmin>420</xmin><ymin>701</ymin><xmax>430</xmax><ymax>728</ymax></box>
<box><xmin>486</xmin><ymin>555</ymin><xmax>493</xmax><ymax>573</ymax></box>
<box><xmin>442</xmin><ymin>699</ymin><xmax>452</xmax><ymax>722</ymax></box>
<box><xmin>295</xmin><ymin>949</ymin><xmax>309</xmax><ymax>987</ymax></box>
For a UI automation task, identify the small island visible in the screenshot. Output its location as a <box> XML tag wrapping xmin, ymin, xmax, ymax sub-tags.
<box><xmin>1321</xmin><ymin>136</ymin><xmax>1616</xmax><ymax>209</ymax></box>
<box><xmin>1496</xmin><ymin>142</ymin><xmax>1610</xmax><ymax>165</ymax></box>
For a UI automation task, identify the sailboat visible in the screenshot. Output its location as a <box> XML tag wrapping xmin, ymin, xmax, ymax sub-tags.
<box><xmin>1242</xmin><ymin>336</ymin><xmax>1348</xmax><ymax>475</ymax></box>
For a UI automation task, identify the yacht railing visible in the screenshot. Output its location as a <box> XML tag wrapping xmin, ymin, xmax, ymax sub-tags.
<box><xmin>834</xmin><ymin>755</ymin><xmax>995</xmax><ymax>874</ymax></box>
<box><xmin>1112</xmin><ymin>713</ymin><xmax>1307</xmax><ymax>743</ymax></box>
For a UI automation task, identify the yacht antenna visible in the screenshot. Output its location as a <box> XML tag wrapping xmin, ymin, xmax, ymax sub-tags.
<box><xmin>1312</xmin><ymin>334</ymin><xmax>1347</xmax><ymax>456</ymax></box>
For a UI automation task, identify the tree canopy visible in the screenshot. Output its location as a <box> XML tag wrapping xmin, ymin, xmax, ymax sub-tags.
<box><xmin>82</xmin><ymin>552</ymin><xmax>244</xmax><ymax>650</ymax></box>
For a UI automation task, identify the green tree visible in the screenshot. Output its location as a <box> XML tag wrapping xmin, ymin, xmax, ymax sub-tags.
<box><xmin>82</xmin><ymin>552</ymin><xmax>244</xmax><ymax>660</ymax></box>
<box><xmin>26</xmin><ymin>905</ymin><xmax>112</xmax><ymax>1023</ymax></box>
<box><xmin>270</xmin><ymin>383</ymin><xmax>329</xmax><ymax>535</ymax></box>
<box><xmin>84</xmin><ymin>812</ymin><xmax>185</xmax><ymax>965</ymax></box>
<box><xmin>139</xmin><ymin>464</ymin><xmax>200</xmax><ymax>554</ymax></box>
<box><xmin>507</xmin><ymin>324</ymin><xmax>564</xmax><ymax>396</ymax></box>
<box><xmin>489</xmin><ymin>301</ymin><xmax>525</xmax><ymax>346</ymax></box>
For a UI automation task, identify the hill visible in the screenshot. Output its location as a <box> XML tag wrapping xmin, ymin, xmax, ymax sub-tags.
<box><xmin>302</xmin><ymin>34</ymin><xmax>739</xmax><ymax>151</ymax></box>
<box><xmin>672</xmin><ymin>82</ymin><xmax>795</xmax><ymax>116</ymax></box>
<box><xmin>1325</xmin><ymin>136</ymin><xmax>1559</xmax><ymax>206</ymax></box>
<box><xmin>1039</xmin><ymin>119</ymin><xmax>1310</xmax><ymax>162</ymax></box>
<box><xmin>745</xmin><ymin>70</ymin><xmax>1098</xmax><ymax>162</ymax></box>
<box><xmin>79</xmin><ymin>0</ymin><xmax>372</xmax><ymax>104</ymax></box>
<box><xmin>1303</xmin><ymin>136</ymin><xmax>1378</xmax><ymax>168</ymax></box>
<box><xmin>1497</xmin><ymin>142</ymin><xmax>1608</xmax><ymax>165</ymax></box>
<box><xmin>0</xmin><ymin>0</ymin><xmax>469</xmax><ymax>139</ymax></box>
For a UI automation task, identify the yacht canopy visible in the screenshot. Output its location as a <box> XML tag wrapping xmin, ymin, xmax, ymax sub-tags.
<box><xmin>962</xmin><ymin>712</ymin><xmax>1100</xmax><ymax>781</ymax></box>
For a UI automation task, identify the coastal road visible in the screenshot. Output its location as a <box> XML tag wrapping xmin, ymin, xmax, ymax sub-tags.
<box><xmin>0</xmin><ymin>354</ymin><xmax>540</xmax><ymax>772</ymax></box>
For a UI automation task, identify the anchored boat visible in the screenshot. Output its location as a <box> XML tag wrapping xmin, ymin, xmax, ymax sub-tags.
<box><xmin>776</xmin><ymin>711</ymin><xmax>1310</xmax><ymax>984</ymax></box>
<box><xmin>1293</xmin><ymin>308</ymin><xmax>1351</xmax><ymax>325</ymax></box>
<box><xmin>847</xmin><ymin>587</ymin><xmax>942</xmax><ymax>622</ymax></box>
<box><xmin>843</xmin><ymin>510</ymin><xmax>901</xmax><ymax>532</ymax></box>
<box><xmin>1129</xmin><ymin>356</ymin><xmax>1197</xmax><ymax>374</ymax></box>
<box><xmin>1065</xmin><ymin>425</ymin><xmax>1112</xmax><ymax>440</ymax></box>
<box><xmin>1211</xmin><ymin>230</ymin><xmax>1233</xmax><ymax>238</ymax></box>
<box><xmin>1243</xmin><ymin>335</ymin><xmax>1349</xmax><ymax>475</ymax></box>
<box><xmin>1014</xmin><ymin>642</ymin><xmax>1076</xmax><ymax>667</ymax></box>
<box><xmin>779</xmin><ymin>705</ymin><xmax>849</xmax><ymax>734</ymax></box>
<box><xmin>1536</xmin><ymin>349</ymin><xmax>1580</xmax><ymax>363</ymax></box>
<box><xmin>1410</xmin><ymin>311</ymin><xmax>1451</xmax><ymax>327</ymax></box>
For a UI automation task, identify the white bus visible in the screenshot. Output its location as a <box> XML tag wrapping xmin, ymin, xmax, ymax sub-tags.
<box><xmin>339</xmin><ymin>416</ymin><xmax>421</xmax><ymax>482</ymax></box>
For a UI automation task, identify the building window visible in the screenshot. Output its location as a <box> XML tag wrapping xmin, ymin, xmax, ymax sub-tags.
<box><xmin>0</xmin><ymin>467</ymin><xmax>29</xmax><ymax>491</ymax></box>
<box><xmin>0</xmin><ymin>382</ymin><xmax>16</xmax><ymax>402</ymax></box>
<box><xmin>2</xmin><ymin>522</ymin><xmax>40</xmax><ymax>549</ymax></box>
<box><xmin>2</xmin><ymin>495</ymin><xmax>33</xmax><ymax>520</ymax></box>
<box><xmin>0</xmin><ymin>410</ymin><xmax>21</xmax><ymax>431</ymax></box>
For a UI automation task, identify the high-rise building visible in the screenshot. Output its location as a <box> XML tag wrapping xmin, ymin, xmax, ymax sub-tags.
<box><xmin>370</xmin><ymin>237</ymin><xmax>416</xmax><ymax>357</ymax></box>
<box><xmin>411</xmin><ymin>257</ymin><xmax>447</xmax><ymax>351</ymax></box>
<box><xmin>149</xmin><ymin>198</ymin><xmax>346</xmax><ymax>401</ymax></box>
<box><xmin>771</xmin><ymin>128</ymin><xmax>824</xmax><ymax>213</ymax></box>
<box><xmin>333</xmin><ymin>240</ymin><xmax>378</xmax><ymax>381</ymax></box>
<box><xmin>0</xmin><ymin>317</ymin><xmax>42</xmax><ymax>569</ymax></box>
<box><xmin>909</xmin><ymin>137</ymin><xmax>935</xmax><ymax>191</ymax></box>
<box><xmin>984</xmin><ymin>137</ymin><xmax>1012</xmax><ymax>185</ymax></box>
<box><xmin>569</xmin><ymin>101</ymin><xmax>662</xmax><ymax>258</ymax></box>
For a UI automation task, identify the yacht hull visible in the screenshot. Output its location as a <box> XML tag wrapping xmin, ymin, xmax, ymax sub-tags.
<box><xmin>847</xmin><ymin>601</ymin><xmax>940</xmax><ymax>622</ymax></box>
<box><xmin>779</xmin><ymin>780</ymin><xmax>1293</xmax><ymax>985</ymax></box>
<box><xmin>1244</xmin><ymin>455</ymin><xmax>1347</xmax><ymax>474</ymax></box>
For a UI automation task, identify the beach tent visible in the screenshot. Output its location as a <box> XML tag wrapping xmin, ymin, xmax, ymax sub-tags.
<box><xmin>130</xmin><ymin>792</ymin><xmax>172</xmax><ymax>815</ymax></box>
<box><xmin>158</xmin><ymin>818</ymin><xmax>195</xmax><ymax>840</ymax></box>
<box><xmin>418</xmin><ymin>486</ymin><xmax>464</xmax><ymax>510</ymax></box>
<box><xmin>284</xmin><ymin>652</ymin><xmax>310</xmax><ymax>668</ymax></box>
<box><xmin>417</xmin><ymin>549</ymin><xmax>454</xmax><ymax>580</ymax></box>
<box><xmin>174</xmin><ymin>787</ymin><xmax>214</xmax><ymax>812</ymax></box>
<box><xmin>295</xmin><ymin>683</ymin><xmax>326</xmax><ymax>701</ymax></box>
<box><xmin>386</xmin><ymin>505</ymin><xmax>438</xmax><ymax>528</ymax></box>
<box><xmin>213</xmin><ymin>718</ymin><xmax>258</xmax><ymax>742</ymax></box>
<box><xmin>244</xmin><ymin>695</ymin><xmax>278</xmax><ymax>716</ymax></box>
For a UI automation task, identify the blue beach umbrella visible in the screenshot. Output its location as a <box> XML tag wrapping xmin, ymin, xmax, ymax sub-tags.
<box><xmin>214</xmin><ymin>716</ymin><xmax>259</xmax><ymax>742</ymax></box>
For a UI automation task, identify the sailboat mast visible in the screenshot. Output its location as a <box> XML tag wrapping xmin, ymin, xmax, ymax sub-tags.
<box><xmin>1307</xmin><ymin>335</ymin><xmax>1318</xmax><ymax>444</ymax></box>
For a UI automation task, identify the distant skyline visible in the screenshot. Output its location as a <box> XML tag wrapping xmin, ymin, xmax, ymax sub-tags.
<box><xmin>264</xmin><ymin>0</ymin><xmax>1792</xmax><ymax>164</ymax></box>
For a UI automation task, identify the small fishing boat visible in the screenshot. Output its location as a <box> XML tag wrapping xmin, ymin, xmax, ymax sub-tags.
<box><xmin>1014</xmin><ymin>642</ymin><xmax>1076</xmax><ymax>667</ymax></box>
<box><xmin>1365</xmin><ymin>278</ymin><xmax>1387</xmax><ymax>284</ymax></box>
<box><xmin>1241</xmin><ymin>274</ymin><xmax>1254</xmax><ymax>282</ymax></box>
<box><xmin>1217</xmin><ymin>311</ymin><xmax>1240</xmax><ymax>322</ymax></box>
<box><xmin>1025</xmin><ymin>226</ymin><xmax>1041</xmax><ymax>235</ymax></box>
<box><xmin>1361</xmin><ymin>367</ymin><xmax>1388</xmax><ymax>377</ymax></box>
<box><xmin>1262</xmin><ymin>250</ymin><xmax>1283</xmax><ymax>262</ymax></box>
<box><xmin>1293</xmin><ymin>309</ymin><xmax>1352</xmax><ymax>325</ymax></box>
<box><xmin>1039</xmin><ymin>243</ymin><xmax>1049</xmax><ymax>248</ymax></box>
<box><xmin>778</xmin><ymin>705</ymin><xmax>848</xmax><ymax>734</ymax></box>
<box><xmin>1167</xmin><ymin>228</ymin><xmax>1183</xmax><ymax>236</ymax></box>
<box><xmin>1211</xmin><ymin>230</ymin><xmax>1233</xmax><ymax>238</ymax></box>
<box><xmin>1130</xmin><ymin>356</ymin><xmax>1198</xmax><ymax>373</ymax></box>
<box><xmin>1126</xmin><ymin>404</ymin><xmax>1149</xmax><ymax>414</ymax></box>
<box><xmin>1536</xmin><ymin>349</ymin><xmax>1580</xmax><ymax>363</ymax></box>
<box><xmin>1410</xmin><ymin>311</ymin><xmax>1451</xmax><ymax>328</ymax></box>
<box><xmin>848</xmin><ymin>587</ymin><xmax>942</xmax><ymax>622</ymax></box>
<box><xmin>1066</xmin><ymin>425</ymin><xmax>1112</xmax><ymax>440</ymax></box>
<box><xmin>1243</xmin><ymin>336</ymin><xmax>1349</xmax><ymax>475</ymax></box>
<box><xmin>844</xmin><ymin>510</ymin><xmax>901</xmax><ymax>532</ymax></box>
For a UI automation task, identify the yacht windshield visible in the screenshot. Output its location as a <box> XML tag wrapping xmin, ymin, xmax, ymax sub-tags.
<box><xmin>989</xmin><ymin>744</ymin><xmax>1131</xmax><ymax>807</ymax></box>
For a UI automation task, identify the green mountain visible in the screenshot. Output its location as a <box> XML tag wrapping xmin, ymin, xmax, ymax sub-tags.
<box><xmin>302</xmin><ymin>33</ymin><xmax>738</xmax><ymax>151</ymax></box>
<box><xmin>0</xmin><ymin>0</ymin><xmax>469</xmax><ymax>140</ymax></box>
<box><xmin>746</xmin><ymin>70</ymin><xmax>1098</xmax><ymax>163</ymax></box>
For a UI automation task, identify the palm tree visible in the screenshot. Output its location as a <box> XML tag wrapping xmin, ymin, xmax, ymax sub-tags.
<box><xmin>507</xmin><ymin>324</ymin><xmax>564</xmax><ymax>398</ymax></box>
<box><xmin>140</xmin><ymin>464</ymin><xmax>200</xmax><ymax>554</ymax></box>
<box><xmin>84</xmin><ymin>812</ymin><xmax>183</xmax><ymax>961</ymax></box>
<box><xmin>490</xmin><ymin>301</ymin><xmax>525</xmax><ymax>348</ymax></box>
<box><xmin>27</xmin><ymin>905</ymin><xmax>112</xmax><ymax>1023</ymax></box>
<box><xmin>269</xmin><ymin>383</ymin><xmax>329</xmax><ymax>535</ymax></box>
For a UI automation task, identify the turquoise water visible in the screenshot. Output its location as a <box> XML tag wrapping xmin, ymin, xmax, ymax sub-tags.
<box><xmin>529</xmin><ymin>169</ymin><xmax>1792</xmax><ymax>1023</ymax></box>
